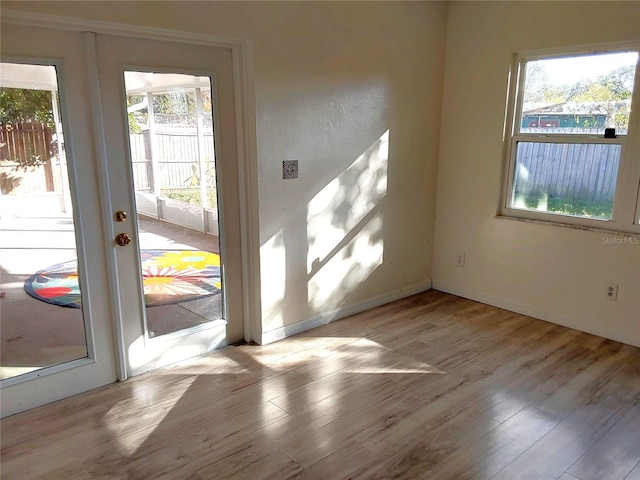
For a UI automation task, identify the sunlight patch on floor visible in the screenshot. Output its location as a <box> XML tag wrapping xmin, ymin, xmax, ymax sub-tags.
<box><xmin>102</xmin><ymin>375</ymin><xmax>197</xmax><ymax>456</ymax></box>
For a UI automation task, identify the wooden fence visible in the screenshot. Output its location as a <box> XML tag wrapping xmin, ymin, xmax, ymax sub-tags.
<box><xmin>514</xmin><ymin>142</ymin><xmax>620</xmax><ymax>203</ymax></box>
<box><xmin>129</xmin><ymin>130</ymin><xmax>216</xmax><ymax>191</ymax></box>
<box><xmin>0</xmin><ymin>126</ymin><xmax>215</xmax><ymax>196</ymax></box>
<box><xmin>0</xmin><ymin>122</ymin><xmax>57</xmax><ymax>195</ymax></box>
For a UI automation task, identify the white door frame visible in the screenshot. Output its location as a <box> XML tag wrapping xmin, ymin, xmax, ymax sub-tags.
<box><xmin>2</xmin><ymin>9</ymin><xmax>262</xmax><ymax>373</ymax></box>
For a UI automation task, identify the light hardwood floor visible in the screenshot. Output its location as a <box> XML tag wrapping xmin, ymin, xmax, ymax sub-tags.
<box><xmin>2</xmin><ymin>291</ymin><xmax>639</xmax><ymax>479</ymax></box>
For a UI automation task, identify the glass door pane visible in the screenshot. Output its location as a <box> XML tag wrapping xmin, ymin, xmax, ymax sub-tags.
<box><xmin>0</xmin><ymin>63</ymin><xmax>88</xmax><ymax>380</ymax></box>
<box><xmin>124</xmin><ymin>71</ymin><xmax>223</xmax><ymax>338</ymax></box>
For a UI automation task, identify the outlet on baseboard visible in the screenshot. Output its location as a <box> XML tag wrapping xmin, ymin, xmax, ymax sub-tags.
<box><xmin>456</xmin><ymin>252</ymin><xmax>465</xmax><ymax>268</ymax></box>
<box><xmin>605</xmin><ymin>283</ymin><xmax>618</xmax><ymax>301</ymax></box>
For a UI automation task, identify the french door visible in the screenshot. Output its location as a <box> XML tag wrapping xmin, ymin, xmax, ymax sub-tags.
<box><xmin>1</xmin><ymin>24</ymin><xmax>244</xmax><ymax>416</ymax></box>
<box><xmin>94</xmin><ymin>33</ymin><xmax>244</xmax><ymax>376</ymax></box>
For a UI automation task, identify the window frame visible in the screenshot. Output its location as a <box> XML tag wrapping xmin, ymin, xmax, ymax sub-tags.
<box><xmin>501</xmin><ymin>44</ymin><xmax>640</xmax><ymax>235</ymax></box>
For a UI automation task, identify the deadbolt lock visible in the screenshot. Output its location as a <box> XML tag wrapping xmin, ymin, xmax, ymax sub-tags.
<box><xmin>114</xmin><ymin>210</ymin><xmax>127</xmax><ymax>222</ymax></box>
<box><xmin>115</xmin><ymin>233</ymin><xmax>131</xmax><ymax>247</ymax></box>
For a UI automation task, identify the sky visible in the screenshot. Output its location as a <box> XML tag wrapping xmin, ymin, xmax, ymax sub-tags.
<box><xmin>530</xmin><ymin>51</ymin><xmax>638</xmax><ymax>87</ymax></box>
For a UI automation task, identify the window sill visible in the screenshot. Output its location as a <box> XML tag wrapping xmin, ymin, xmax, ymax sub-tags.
<box><xmin>495</xmin><ymin>214</ymin><xmax>640</xmax><ymax>239</ymax></box>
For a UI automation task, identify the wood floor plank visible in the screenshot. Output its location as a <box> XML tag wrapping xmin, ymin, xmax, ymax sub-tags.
<box><xmin>1</xmin><ymin>371</ymin><xmax>190</xmax><ymax>449</ymax></box>
<box><xmin>558</xmin><ymin>474</ymin><xmax>582</xmax><ymax>480</ymax></box>
<box><xmin>269</xmin><ymin>368</ymin><xmax>382</xmax><ymax>414</ymax></box>
<box><xmin>83</xmin><ymin>394</ymin><xmax>290</xmax><ymax>479</ymax></box>
<box><xmin>568</xmin><ymin>401</ymin><xmax>640</xmax><ymax>480</ymax></box>
<box><xmin>278</xmin><ymin>377</ymin><xmax>416</xmax><ymax>467</ymax></box>
<box><xmin>491</xmin><ymin>396</ymin><xmax>633</xmax><ymax>480</ymax></box>
<box><xmin>353</xmin><ymin>406</ymin><xmax>557</xmax><ymax>480</ymax></box>
<box><xmin>530</xmin><ymin>341</ymin><xmax>640</xmax><ymax>418</ymax></box>
<box><xmin>155</xmin><ymin>377</ymin><xmax>393</xmax><ymax>479</ymax></box>
<box><xmin>359</xmin><ymin>405</ymin><xmax>501</xmax><ymax>477</ymax></box>
<box><xmin>410</xmin><ymin>406</ymin><xmax>560</xmax><ymax>479</ymax></box>
<box><xmin>1</xmin><ymin>291</ymin><xmax>638</xmax><ymax>480</ymax></box>
<box><xmin>206</xmin><ymin>450</ymin><xmax>302</xmax><ymax>480</ymax></box>
<box><xmin>288</xmin><ymin>441</ymin><xmax>378</xmax><ymax>480</ymax></box>
<box><xmin>625</xmin><ymin>461</ymin><xmax>640</xmax><ymax>480</ymax></box>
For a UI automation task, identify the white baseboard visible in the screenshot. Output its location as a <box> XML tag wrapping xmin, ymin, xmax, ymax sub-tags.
<box><xmin>258</xmin><ymin>281</ymin><xmax>432</xmax><ymax>345</ymax></box>
<box><xmin>432</xmin><ymin>280</ymin><xmax>640</xmax><ymax>348</ymax></box>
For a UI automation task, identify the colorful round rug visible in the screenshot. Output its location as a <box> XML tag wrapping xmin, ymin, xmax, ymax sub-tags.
<box><xmin>24</xmin><ymin>250</ymin><xmax>222</xmax><ymax>308</ymax></box>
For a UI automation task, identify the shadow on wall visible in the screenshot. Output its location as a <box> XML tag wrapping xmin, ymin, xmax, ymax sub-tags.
<box><xmin>262</xmin><ymin>129</ymin><xmax>389</xmax><ymax>330</ymax></box>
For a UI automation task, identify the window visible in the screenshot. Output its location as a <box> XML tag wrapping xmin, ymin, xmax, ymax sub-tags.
<box><xmin>502</xmin><ymin>47</ymin><xmax>640</xmax><ymax>233</ymax></box>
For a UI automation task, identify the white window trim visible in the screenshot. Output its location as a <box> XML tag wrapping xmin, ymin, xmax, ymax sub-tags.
<box><xmin>500</xmin><ymin>43</ymin><xmax>640</xmax><ymax>235</ymax></box>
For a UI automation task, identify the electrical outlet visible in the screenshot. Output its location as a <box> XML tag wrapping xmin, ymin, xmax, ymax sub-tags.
<box><xmin>282</xmin><ymin>160</ymin><xmax>299</xmax><ymax>179</ymax></box>
<box><xmin>605</xmin><ymin>283</ymin><xmax>618</xmax><ymax>301</ymax></box>
<box><xmin>456</xmin><ymin>252</ymin><xmax>465</xmax><ymax>268</ymax></box>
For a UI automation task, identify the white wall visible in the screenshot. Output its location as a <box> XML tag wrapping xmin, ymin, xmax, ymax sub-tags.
<box><xmin>434</xmin><ymin>2</ymin><xmax>640</xmax><ymax>347</ymax></box>
<box><xmin>5</xmin><ymin>1</ymin><xmax>448</xmax><ymax>340</ymax></box>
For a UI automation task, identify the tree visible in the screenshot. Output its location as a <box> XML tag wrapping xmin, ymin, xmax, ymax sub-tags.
<box><xmin>127</xmin><ymin>90</ymin><xmax>213</xmax><ymax>129</ymax></box>
<box><xmin>524</xmin><ymin>62</ymin><xmax>563</xmax><ymax>106</ymax></box>
<box><xmin>571</xmin><ymin>65</ymin><xmax>635</xmax><ymax>130</ymax></box>
<box><xmin>0</xmin><ymin>88</ymin><xmax>54</xmax><ymax>126</ymax></box>
<box><xmin>523</xmin><ymin>62</ymin><xmax>635</xmax><ymax>130</ymax></box>
<box><xmin>0</xmin><ymin>87</ymin><xmax>56</xmax><ymax>175</ymax></box>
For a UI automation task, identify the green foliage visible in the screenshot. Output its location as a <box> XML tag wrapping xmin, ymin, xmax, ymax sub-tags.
<box><xmin>153</xmin><ymin>92</ymin><xmax>193</xmax><ymax>120</ymax></box>
<box><xmin>126</xmin><ymin>95</ymin><xmax>145</xmax><ymax>133</ymax></box>
<box><xmin>153</xmin><ymin>90</ymin><xmax>212</xmax><ymax>123</ymax></box>
<box><xmin>0</xmin><ymin>88</ymin><xmax>56</xmax><ymax>173</ymax></box>
<box><xmin>126</xmin><ymin>89</ymin><xmax>212</xmax><ymax>131</ymax></box>
<box><xmin>524</xmin><ymin>62</ymin><xmax>635</xmax><ymax>129</ymax></box>
<box><xmin>0</xmin><ymin>88</ymin><xmax>54</xmax><ymax>126</ymax></box>
<box><xmin>571</xmin><ymin>66</ymin><xmax>635</xmax><ymax>129</ymax></box>
<box><xmin>127</xmin><ymin>112</ymin><xmax>142</xmax><ymax>134</ymax></box>
<box><xmin>575</xmin><ymin>65</ymin><xmax>635</xmax><ymax>101</ymax></box>
<box><xmin>160</xmin><ymin>188</ymin><xmax>218</xmax><ymax>209</ymax></box>
<box><xmin>520</xmin><ymin>194</ymin><xmax>613</xmax><ymax>219</ymax></box>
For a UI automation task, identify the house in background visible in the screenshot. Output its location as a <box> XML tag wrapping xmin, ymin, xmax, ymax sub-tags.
<box><xmin>0</xmin><ymin>1</ymin><xmax>639</xmax><ymax>415</ymax></box>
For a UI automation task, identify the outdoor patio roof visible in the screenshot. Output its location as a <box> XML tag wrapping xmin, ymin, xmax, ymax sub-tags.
<box><xmin>1</xmin><ymin>63</ymin><xmax>58</xmax><ymax>91</ymax></box>
<box><xmin>0</xmin><ymin>63</ymin><xmax>209</xmax><ymax>94</ymax></box>
<box><xmin>124</xmin><ymin>71</ymin><xmax>210</xmax><ymax>95</ymax></box>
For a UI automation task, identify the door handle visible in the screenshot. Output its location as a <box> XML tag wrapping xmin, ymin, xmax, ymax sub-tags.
<box><xmin>115</xmin><ymin>233</ymin><xmax>131</xmax><ymax>247</ymax></box>
<box><xmin>114</xmin><ymin>210</ymin><xmax>127</xmax><ymax>222</ymax></box>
